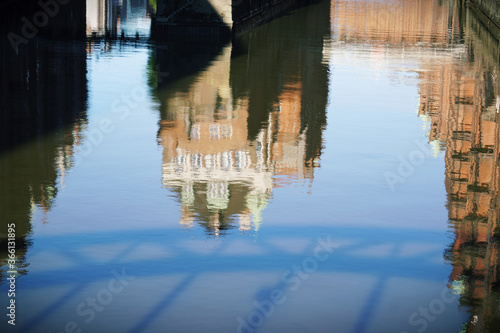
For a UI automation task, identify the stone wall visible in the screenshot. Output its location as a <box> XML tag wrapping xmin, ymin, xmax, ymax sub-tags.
<box><xmin>468</xmin><ymin>0</ymin><xmax>500</xmax><ymax>39</ymax></box>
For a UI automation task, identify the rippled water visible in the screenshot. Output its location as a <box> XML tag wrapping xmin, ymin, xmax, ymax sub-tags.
<box><xmin>1</xmin><ymin>0</ymin><xmax>500</xmax><ymax>332</ymax></box>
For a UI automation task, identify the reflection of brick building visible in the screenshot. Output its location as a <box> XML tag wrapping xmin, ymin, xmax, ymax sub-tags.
<box><xmin>158</xmin><ymin>47</ymin><xmax>318</xmax><ymax>235</ymax></box>
<box><xmin>417</xmin><ymin>23</ymin><xmax>500</xmax><ymax>333</ymax></box>
<box><xmin>331</xmin><ymin>0</ymin><xmax>500</xmax><ymax>329</ymax></box>
<box><xmin>331</xmin><ymin>0</ymin><xmax>461</xmax><ymax>44</ymax></box>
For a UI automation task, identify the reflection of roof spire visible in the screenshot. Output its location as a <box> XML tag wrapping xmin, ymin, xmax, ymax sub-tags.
<box><xmin>246</xmin><ymin>191</ymin><xmax>271</xmax><ymax>232</ymax></box>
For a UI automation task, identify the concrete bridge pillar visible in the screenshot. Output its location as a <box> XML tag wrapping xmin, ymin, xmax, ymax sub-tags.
<box><xmin>152</xmin><ymin>0</ymin><xmax>233</xmax><ymax>41</ymax></box>
<box><xmin>152</xmin><ymin>0</ymin><xmax>316</xmax><ymax>41</ymax></box>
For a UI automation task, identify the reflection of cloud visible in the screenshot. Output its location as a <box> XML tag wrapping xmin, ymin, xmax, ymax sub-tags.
<box><xmin>78</xmin><ymin>243</ymin><xmax>132</xmax><ymax>263</ymax></box>
<box><xmin>348</xmin><ymin>243</ymin><xmax>395</xmax><ymax>258</ymax></box>
<box><xmin>221</xmin><ymin>240</ymin><xmax>266</xmax><ymax>256</ymax></box>
<box><xmin>27</xmin><ymin>251</ymin><xmax>75</xmax><ymax>272</ymax></box>
<box><xmin>397</xmin><ymin>242</ymin><xmax>442</xmax><ymax>258</ymax></box>
<box><xmin>268</xmin><ymin>238</ymin><xmax>311</xmax><ymax>254</ymax></box>
<box><xmin>122</xmin><ymin>244</ymin><xmax>173</xmax><ymax>262</ymax></box>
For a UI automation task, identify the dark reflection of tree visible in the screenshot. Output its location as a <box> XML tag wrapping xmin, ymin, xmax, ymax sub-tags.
<box><xmin>0</xmin><ymin>1</ymin><xmax>88</xmax><ymax>284</ymax></box>
<box><xmin>230</xmin><ymin>0</ymin><xmax>329</xmax><ymax>149</ymax></box>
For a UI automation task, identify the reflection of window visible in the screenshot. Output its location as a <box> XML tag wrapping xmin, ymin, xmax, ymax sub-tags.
<box><xmin>209</xmin><ymin>124</ymin><xmax>220</xmax><ymax>140</ymax></box>
<box><xmin>190</xmin><ymin>124</ymin><xmax>200</xmax><ymax>140</ymax></box>
<box><xmin>205</xmin><ymin>154</ymin><xmax>214</xmax><ymax>170</ymax></box>
<box><xmin>192</xmin><ymin>153</ymin><xmax>202</xmax><ymax>170</ymax></box>
<box><xmin>256</xmin><ymin>141</ymin><xmax>263</xmax><ymax>166</ymax></box>
<box><xmin>221</xmin><ymin>124</ymin><xmax>232</xmax><ymax>139</ymax></box>
<box><xmin>181</xmin><ymin>183</ymin><xmax>195</xmax><ymax>206</ymax></box>
<box><xmin>235</xmin><ymin>150</ymin><xmax>248</xmax><ymax>170</ymax></box>
<box><xmin>175</xmin><ymin>154</ymin><xmax>186</xmax><ymax>173</ymax></box>
<box><xmin>207</xmin><ymin>182</ymin><xmax>229</xmax><ymax>210</ymax></box>
<box><xmin>222</xmin><ymin>151</ymin><xmax>232</xmax><ymax>171</ymax></box>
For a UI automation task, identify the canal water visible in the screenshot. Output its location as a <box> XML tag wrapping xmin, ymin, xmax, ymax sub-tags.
<box><xmin>1</xmin><ymin>0</ymin><xmax>500</xmax><ymax>332</ymax></box>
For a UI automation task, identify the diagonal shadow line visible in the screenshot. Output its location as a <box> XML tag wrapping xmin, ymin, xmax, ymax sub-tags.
<box><xmin>19</xmin><ymin>240</ymin><xmax>143</xmax><ymax>331</ymax></box>
<box><xmin>350</xmin><ymin>273</ymin><xmax>389</xmax><ymax>333</ymax></box>
<box><xmin>246</xmin><ymin>240</ymin><xmax>412</xmax><ymax>333</ymax></box>
<box><xmin>19</xmin><ymin>283</ymin><xmax>84</xmax><ymax>332</ymax></box>
<box><xmin>15</xmin><ymin>236</ymin><xmax>446</xmax><ymax>331</ymax></box>
<box><xmin>243</xmin><ymin>238</ymin><xmax>335</xmax><ymax>333</ymax></box>
<box><xmin>349</xmin><ymin>240</ymin><xmax>405</xmax><ymax>333</ymax></box>
<box><xmin>127</xmin><ymin>272</ymin><xmax>198</xmax><ymax>333</ymax></box>
<box><xmin>128</xmin><ymin>238</ymin><xmax>232</xmax><ymax>333</ymax></box>
<box><xmin>19</xmin><ymin>236</ymin><xmax>447</xmax><ymax>290</ymax></box>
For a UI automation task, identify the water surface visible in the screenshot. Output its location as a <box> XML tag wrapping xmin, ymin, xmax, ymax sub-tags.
<box><xmin>1</xmin><ymin>0</ymin><xmax>500</xmax><ymax>332</ymax></box>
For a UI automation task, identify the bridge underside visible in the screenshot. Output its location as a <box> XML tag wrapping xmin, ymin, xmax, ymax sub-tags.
<box><xmin>152</xmin><ymin>0</ymin><xmax>315</xmax><ymax>41</ymax></box>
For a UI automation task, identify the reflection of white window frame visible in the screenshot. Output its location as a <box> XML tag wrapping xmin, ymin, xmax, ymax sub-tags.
<box><xmin>207</xmin><ymin>181</ymin><xmax>229</xmax><ymax>210</ymax></box>
<box><xmin>205</xmin><ymin>154</ymin><xmax>214</xmax><ymax>170</ymax></box>
<box><xmin>209</xmin><ymin>123</ymin><xmax>220</xmax><ymax>140</ymax></box>
<box><xmin>221</xmin><ymin>124</ymin><xmax>232</xmax><ymax>139</ymax></box>
<box><xmin>190</xmin><ymin>124</ymin><xmax>200</xmax><ymax>140</ymax></box>
<box><xmin>192</xmin><ymin>153</ymin><xmax>202</xmax><ymax>170</ymax></box>
<box><xmin>235</xmin><ymin>150</ymin><xmax>248</xmax><ymax>170</ymax></box>
<box><xmin>222</xmin><ymin>151</ymin><xmax>232</xmax><ymax>171</ymax></box>
<box><xmin>175</xmin><ymin>154</ymin><xmax>186</xmax><ymax>173</ymax></box>
<box><xmin>256</xmin><ymin>140</ymin><xmax>263</xmax><ymax>166</ymax></box>
<box><xmin>181</xmin><ymin>183</ymin><xmax>195</xmax><ymax>206</ymax></box>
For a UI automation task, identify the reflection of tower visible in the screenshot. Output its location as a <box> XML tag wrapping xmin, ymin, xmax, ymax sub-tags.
<box><xmin>157</xmin><ymin>46</ymin><xmax>318</xmax><ymax>235</ymax></box>
<box><xmin>158</xmin><ymin>46</ymin><xmax>271</xmax><ymax>235</ymax></box>
<box><xmin>153</xmin><ymin>0</ymin><xmax>330</xmax><ymax>235</ymax></box>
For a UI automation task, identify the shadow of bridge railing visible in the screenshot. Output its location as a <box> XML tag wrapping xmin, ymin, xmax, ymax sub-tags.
<box><xmin>6</xmin><ymin>225</ymin><xmax>450</xmax><ymax>333</ymax></box>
